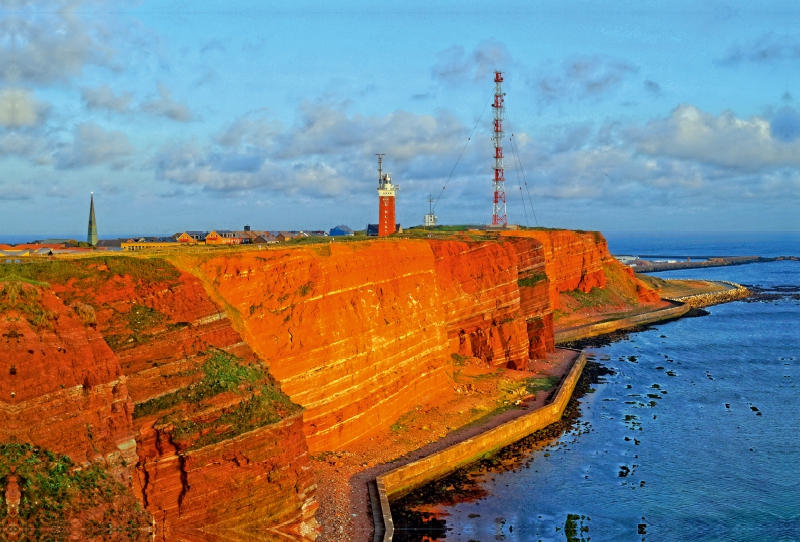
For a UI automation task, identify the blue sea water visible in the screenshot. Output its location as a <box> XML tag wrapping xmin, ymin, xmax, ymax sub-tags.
<box><xmin>410</xmin><ymin>235</ymin><xmax>800</xmax><ymax>542</ymax></box>
<box><xmin>603</xmin><ymin>231</ymin><xmax>799</xmax><ymax>258</ymax></box>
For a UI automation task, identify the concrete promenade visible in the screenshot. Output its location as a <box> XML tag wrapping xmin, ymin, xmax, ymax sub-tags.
<box><xmin>375</xmin><ymin>350</ymin><xmax>587</xmax><ymax>541</ymax></box>
<box><xmin>554</xmin><ymin>301</ymin><xmax>690</xmax><ymax>344</ymax></box>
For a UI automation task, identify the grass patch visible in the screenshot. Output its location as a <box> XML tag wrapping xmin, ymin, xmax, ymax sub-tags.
<box><xmin>134</xmin><ymin>349</ymin><xmax>264</xmax><ymax>418</ymax></box>
<box><xmin>0</xmin><ymin>443</ymin><xmax>149</xmax><ymax>534</ymax></box>
<box><xmin>517</xmin><ymin>272</ymin><xmax>547</xmax><ymax>288</ymax></box>
<box><xmin>0</xmin><ymin>256</ymin><xmax>180</xmax><ymax>287</ymax></box>
<box><xmin>134</xmin><ymin>350</ymin><xmax>299</xmax><ymax>450</ymax></box>
<box><xmin>451</xmin><ymin>353</ymin><xmax>469</xmax><ymax>366</ymax></box>
<box><xmin>104</xmin><ymin>304</ymin><xmax>168</xmax><ymax>351</ymax></box>
<box><xmin>0</xmin><ymin>281</ymin><xmax>57</xmax><ymax>330</ymax></box>
<box><xmin>128</xmin><ymin>304</ymin><xmax>165</xmax><ymax>334</ymax></box>
<box><xmin>525</xmin><ymin>375</ymin><xmax>560</xmax><ymax>394</ymax></box>
<box><xmin>296</xmin><ymin>281</ymin><xmax>314</xmax><ymax>296</ymax></box>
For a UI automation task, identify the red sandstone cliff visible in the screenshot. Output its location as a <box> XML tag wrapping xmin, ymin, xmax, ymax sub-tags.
<box><xmin>1</xmin><ymin>230</ymin><xmax>659</xmax><ymax>539</ymax></box>
<box><xmin>0</xmin><ymin>260</ymin><xmax>318</xmax><ymax>541</ymax></box>
<box><xmin>180</xmin><ymin>229</ymin><xmax>644</xmax><ymax>453</ymax></box>
<box><xmin>187</xmin><ymin>243</ymin><xmax>453</xmax><ymax>453</ymax></box>
<box><xmin>0</xmin><ymin>281</ymin><xmax>136</xmax><ymax>475</ymax></box>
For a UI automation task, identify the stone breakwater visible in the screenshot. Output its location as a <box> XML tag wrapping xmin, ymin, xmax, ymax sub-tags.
<box><xmin>666</xmin><ymin>280</ymin><xmax>751</xmax><ymax>307</ymax></box>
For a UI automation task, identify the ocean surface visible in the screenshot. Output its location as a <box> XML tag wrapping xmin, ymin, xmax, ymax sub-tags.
<box><xmin>603</xmin><ymin>231</ymin><xmax>799</xmax><ymax>258</ymax></box>
<box><xmin>400</xmin><ymin>234</ymin><xmax>799</xmax><ymax>542</ymax></box>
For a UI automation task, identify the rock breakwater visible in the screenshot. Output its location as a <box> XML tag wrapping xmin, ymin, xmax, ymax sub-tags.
<box><xmin>666</xmin><ymin>280</ymin><xmax>751</xmax><ymax>307</ymax></box>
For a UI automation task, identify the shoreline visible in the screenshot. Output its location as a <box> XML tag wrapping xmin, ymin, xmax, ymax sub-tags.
<box><xmin>365</xmin><ymin>279</ymin><xmax>751</xmax><ymax>541</ymax></box>
<box><xmin>633</xmin><ymin>255</ymin><xmax>797</xmax><ymax>273</ymax></box>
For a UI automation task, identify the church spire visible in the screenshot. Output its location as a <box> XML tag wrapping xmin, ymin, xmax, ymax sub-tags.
<box><xmin>87</xmin><ymin>192</ymin><xmax>98</xmax><ymax>246</ymax></box>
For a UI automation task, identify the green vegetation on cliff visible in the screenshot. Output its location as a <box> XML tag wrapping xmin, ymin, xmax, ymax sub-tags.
<box><xmin>0</xmin><ymin>443</ymin><xmax>150</xmax><ymax>539</ymax></box>
<box><xmin>135</xmin><ymin>350</ymin><xmax>299</xmax><ymax>451</ymax></box>
<box><xmin>0</xmin><ymin>257</ymin><xmax>180</xmax><ymax>292</ymax></box>
<box><xmin>0</xmin><ymin>281</ymin><xmax>57</xmax><ymax>330</ymax></box>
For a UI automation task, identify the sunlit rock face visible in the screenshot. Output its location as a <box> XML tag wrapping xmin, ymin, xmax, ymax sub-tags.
<box><xmin>191</xmin><ymin>230</ymin><xmax>642</xmax><ymax>452</ymax></box>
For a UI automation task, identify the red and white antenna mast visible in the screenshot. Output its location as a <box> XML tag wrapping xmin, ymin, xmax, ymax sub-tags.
<box><xmin>491</xmin><ymin>71</ymin><xmax>507</xmax><ymax>226</ymax></box>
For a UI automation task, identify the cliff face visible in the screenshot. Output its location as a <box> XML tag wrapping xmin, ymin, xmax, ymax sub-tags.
<box><xmin>190</xmin><ymin>243</ymin><xmax>453</xmax><ymax>453</ymax></box>
<box><xmin>185</xmin><ymin>229</ymin><xmax>630</xmax><ymax>452</ymax></box>
<box><xmin>136</xmin><ymin>412</ymin><xmax>317</xmax><ymax>541</ymax></box>
<box><xmin>500</xmin><ymin>230</ymin><xmax>608</xmax><ymax>309</ymax></box>
<box><xmin>1</xmin><ymin>230</ymin><xmax>657</xmax><ymax>538</ymax></box>
<box><xmin>0</xmin><ymin>281</ymin><xmax>136</xmax><ymax>475</ymax></box>
<box><xmin>0</xmin><ymin>260</ymin><xmax>318</xmax><ymax>540</ymax></box>
<box><xmin>0</xmin><ymin>279</ymin><xmax>149</xmax><ymax>536</ymax></box>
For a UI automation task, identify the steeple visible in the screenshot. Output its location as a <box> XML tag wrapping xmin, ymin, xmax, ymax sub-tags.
<box><xmin>87</xmin><ymin>192</ymin><xmax>98</xmax><ymax>246</ymax></box>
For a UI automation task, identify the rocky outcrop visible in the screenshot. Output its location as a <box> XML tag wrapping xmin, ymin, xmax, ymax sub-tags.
<box><xmin>0</xmin><ymin>259</ymin><xmax>318</xmax><ymax>540</ymax></box>
<box><xmin>0</xmin><ymin>281</ymin><xmax>137</xmax><ymax>477</ymax></box>
<box><xmin>500</xmin><ymin>230</ymin><xmax>608</xmax><ymax>309</ymax></box>
<box><xmin>136</xmin><ymin>412</ymin><xmax>317</xmax><ymax>541</ymax></box>
<box><xmin>666</xmin><ymin>280</ymin><xmax>750</xmax><ymax>307</ymax></box>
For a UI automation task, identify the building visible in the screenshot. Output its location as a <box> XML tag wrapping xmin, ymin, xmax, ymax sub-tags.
<box><xmin>205</xmin><ymin>230</ymin><xmax>250</xmax><ymax>245</ymax></box>
<box><xmin>253</xmin><ymin>233</ymin><xmax>278</xmax><ymax>244</ymax></box>
<box><xmin>87</xmin><ymin>192</ymin><xmax>98</xmax><ymax>246</ymax></box>
<box><xmin>276</xmin><ymin>231</ymin><xmax>298</xmax><ymax>242</ymax></box>
<box><xmin>329</xmin><ymin>225</ymin><xmax>354</xmax><ymax>237</ymax></box>
<box><xmin>375</xmin><ymin>155</ymin><xmax>398</xmax><ymax>236</ymax></box>
<box><xmin>366</xmin><ymin>223</ymin><xmax>400</xmax><ymax>236</ymax></box>
<box><xmin>615</xmin><ymin>255</ymin><xmax>639</xmax><ymax>265</ymax></box>
<box><xmin>173</xmin><ymin>231</ymin><xmax>206</xmax><ymax>242</ymax></box>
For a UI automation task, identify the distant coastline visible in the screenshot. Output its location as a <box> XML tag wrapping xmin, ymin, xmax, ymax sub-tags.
<box><xmin>632</xmin><ymin>255</ymin><xmax>798</xmax><ymax>273</ymax></box>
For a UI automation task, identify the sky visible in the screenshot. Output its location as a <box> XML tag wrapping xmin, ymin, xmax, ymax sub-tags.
<box><xmin>1</xmin><ymin>0</ymin><xmax>800</xmax><ymax>236</ymax></box>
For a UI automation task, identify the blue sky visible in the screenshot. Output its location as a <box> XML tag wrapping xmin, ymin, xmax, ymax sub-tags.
<box><xmin>2</xmin><ymin>0</ymin><xmax>800</xmax><ymax>236</ymax></box>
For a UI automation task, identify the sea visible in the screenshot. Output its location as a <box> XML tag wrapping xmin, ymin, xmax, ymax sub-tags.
<box><xmin>397</xmin><ymin>231</ymin><xmax>800</xmax><ymax>542</ymax></box>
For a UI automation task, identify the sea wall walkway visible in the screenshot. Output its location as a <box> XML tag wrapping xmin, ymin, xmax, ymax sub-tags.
<box><xmin>554</xmin><ymin>301</ymin><xmax>690</xmax><ymax>344</ymax></box>
<box><xmin>374</xmin><ymin>350</ymin><xmax>587</xmax><ymax>541</ymax></box>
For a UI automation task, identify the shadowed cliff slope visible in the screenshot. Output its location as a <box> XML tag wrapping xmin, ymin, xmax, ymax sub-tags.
<box><xmin>0</xmin><ymin>260</ymin><xmax>317</xmax><ymax>541</ymax></box>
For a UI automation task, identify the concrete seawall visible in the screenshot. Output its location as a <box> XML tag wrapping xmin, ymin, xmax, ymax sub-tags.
<box><xmin>665</xmin><ymin>280</ymin><xmax>750</xmax><ymax>307</ymax></box>
<box><xmin>554</xmin><ymin>301</ymin><xmax>690</xmax><ymax>344</ymax></box>
<box><xmin>375</xmin><ymin>351</ymin><xmax>586</xmax><ymax>541</ymax></box>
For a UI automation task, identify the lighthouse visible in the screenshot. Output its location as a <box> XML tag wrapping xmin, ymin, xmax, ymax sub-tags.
<box><xmin>376</xmin><ymin>154</ymin><xmax>398</xmax><ymax>236</ymax></box>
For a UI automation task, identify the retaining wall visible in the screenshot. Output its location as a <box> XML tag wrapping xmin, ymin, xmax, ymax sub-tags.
<box><xmin>376</xmin><ymin>350</ymin><xmax>586</xmax><ymax>540</ymax></box>
<box><xmin>554</xmin><ymin>301</ymin><xmax>689</xmax><ymax>344</ymax></box>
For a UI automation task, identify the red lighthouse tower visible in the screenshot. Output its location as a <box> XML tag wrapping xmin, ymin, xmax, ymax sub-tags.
<box><xmin>376</xmin><ymin>154</ymin><xmax>398</xmax><ymax>236</ymax></box>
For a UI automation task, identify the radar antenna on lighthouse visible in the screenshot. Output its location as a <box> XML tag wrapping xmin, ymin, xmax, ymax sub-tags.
<box><xmin>491</xmin><ymin>71</ymin><xmax>507</xmax><ymax>226</ymax></box>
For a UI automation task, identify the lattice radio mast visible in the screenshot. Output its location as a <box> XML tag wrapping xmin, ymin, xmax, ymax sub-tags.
<box><xmin>491</xmin><ymin>71</ymin><xmax>507</xmax><ymax>226</ymax></box>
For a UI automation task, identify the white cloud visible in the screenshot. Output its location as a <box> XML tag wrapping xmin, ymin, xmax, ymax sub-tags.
<box><xmin>627</xmin><ymin>103</ymin><xmax>800</xmax><ymax>170</ymax></box>
<box><xmin>141</xmin><ymin>83</ymin><xmax>194</xmax><ymax>122</ymax></box>
<box><xmin>431</xmin><ymin>40</ymin><xmax>513</xmax><ymax>85</ymax></box>
<box><xmin>0</xmin><ymin>1</ymin><xmax>115</xmax><ymax>85</ymax></box>
<box><xmin>55</xmin><ymin>122</ymin><xmax>135</xmax><ymax>169</ymax></box>
<box><xmin>156</xmin><ymin>104</ymin><xmax>470</xmax><ymax>197</ymax></box>
<box><xmin>81</xmin><ymin>85</ymin><xmax>133</xmax><ymax>113</ymax></box>
<box><xmin>0</xmin><ymin>88</ymin><xmax>47</xmax><ymax>127</ymax></box>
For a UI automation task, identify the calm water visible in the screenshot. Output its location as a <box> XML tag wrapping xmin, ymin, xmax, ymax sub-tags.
<box><xmin>603</xmin><ymin>231</ymin><xmax>799</xmax><ymax>258</ymax></box>
<box><xmin>421</xmin><ymin>244</ymin><xmax>799</xmax><ymax>541</ymax></box>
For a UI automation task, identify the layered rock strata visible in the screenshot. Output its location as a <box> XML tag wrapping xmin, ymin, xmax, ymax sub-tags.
<box><xmin>184</xmin><ymin>230</ymin><xmax>631</xmax><ymax>452</ymax></box>
<box><xmin>0</xmin><ymin>260</ymin><xmax>318</xmax><ymax>540</ymax></box>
